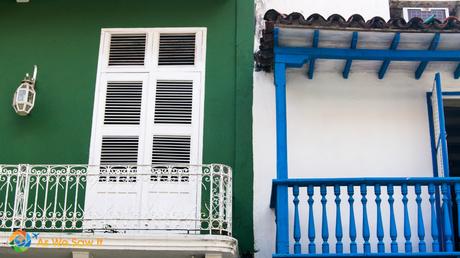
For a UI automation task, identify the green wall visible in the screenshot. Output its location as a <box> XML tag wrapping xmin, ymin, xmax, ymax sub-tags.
<box><xmin>0</xmin><ymin>0</ymin><xmax>253</xmax><ymax>255</ymax></box>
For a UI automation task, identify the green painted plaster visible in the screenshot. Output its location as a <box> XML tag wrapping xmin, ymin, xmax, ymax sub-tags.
<box><xmin>0</xmin><ymin>0</ymin><xmax>253</xmax><ymax>255</ymax></box>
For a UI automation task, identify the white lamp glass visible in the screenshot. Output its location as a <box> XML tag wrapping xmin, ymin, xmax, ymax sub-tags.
<box><xmin>12</xmin><ymin>66</ymin><xmax>38</xmax><ymax>116</ymax></box>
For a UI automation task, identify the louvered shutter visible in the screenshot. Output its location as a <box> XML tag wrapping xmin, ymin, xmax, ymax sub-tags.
<box><xmin>149</xmin><ymin>32</ymin><xmax>201</xmax><ymax>172</ymax></box>
<box><xmin>158</xmin><ymin>33</ymin><xmax>196</xmax><ymax>66</ymax></box>
<box><xmin>154</xmin><ymin>80</ymin><xmax>193</xmax><ymax>124</ymax></box>
<box><xmin>104</xmin><ymin>82</ymin><xmax>143</xmax><ymax>125</ymax></box>
<box><xmin>148</xmin><ymin>73</ymin><xmax>201</xmax><ymax>182</ymax></box>
<box><xmin>94</xmin><ymin>73</ymin><xmax>149</xmax><ymax>182</ymax></box>
<box><xmin>87</xmin><ymin>28</ymin><xmax>206</xmax><ymax>232</ymax></box>
<box><xmin>108</xmin><ymin>34</ymin><xmax>147</xmax><ymax>66</ymax></box>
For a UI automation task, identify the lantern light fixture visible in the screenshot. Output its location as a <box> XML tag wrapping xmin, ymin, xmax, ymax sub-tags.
<box><xmin>12</xmin><ymin>65</ymin><xmax>38</xmax><ymax>116</ymax></box>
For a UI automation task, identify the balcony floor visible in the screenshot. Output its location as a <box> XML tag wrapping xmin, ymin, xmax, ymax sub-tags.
<box><xmin>0</xmin><ymin>232</ymin><xmax>237</xmax><ymax>258</ymax></box>
<box><xmin>273</xmin><ymin>253</ymin><xmax>460</xmax><ymax>258</ymax></box>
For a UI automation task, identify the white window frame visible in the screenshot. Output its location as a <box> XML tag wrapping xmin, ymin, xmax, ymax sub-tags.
<box><xmin>403</xmin><ymin>7</ymin><xmax>449</xmax><ymax>21</ymax></box>
<box><xmin>88</xmin><ymin>27</ymin><xmax>207</xmax><ymax>166</ymax></box>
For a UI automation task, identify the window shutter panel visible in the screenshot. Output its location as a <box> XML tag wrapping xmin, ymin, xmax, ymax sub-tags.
<box><xmin>100</xmin><ymin>136</ymin><xmax>139</xmax><ymax>165</ymax></box>
<box><xmin>108</xmin><ymin>34</ymin><xmax>147</xmax><ymax>66</ymax></box>
<box><xmin>104</xmin><ymin>81</ymin><xmax>143</xmax><ymax>125</ymax></box>
<box><xmin>154</xmin><ymin>80</ymin><xmax>193</xmax><ymax>124</ymax></box>
<box><xmin>100</xmin><ymin>136</ymin><xmax>139</xmax><ymax>182</ymax></box>
<box><xmin>151</xmin><ymin>136</ymin><xmax>191</xmax><ymax>164</ymax></box>
<box><xmin>158</xmin><ymin>33</ymin><xmax>196</xmax><ymax>66</ymax></box>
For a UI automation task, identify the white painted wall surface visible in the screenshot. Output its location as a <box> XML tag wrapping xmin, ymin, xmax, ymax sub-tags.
<box><xmin>253</xmin><ymin>69</ymin><xmax>460</xmax><ymax>257</ymax></box>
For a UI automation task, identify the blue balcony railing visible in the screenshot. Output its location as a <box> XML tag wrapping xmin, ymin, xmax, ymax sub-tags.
<box><xmin>271</xmin><ymin>177</ymin><xmax>460</xmax><ymax>258</ymax></box>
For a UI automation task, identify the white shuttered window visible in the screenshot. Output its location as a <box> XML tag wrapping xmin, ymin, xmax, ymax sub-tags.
<box><xmin>89</xmin><ymin>28</ymin><xmax>206</xmax><ymax>179</ymax></box>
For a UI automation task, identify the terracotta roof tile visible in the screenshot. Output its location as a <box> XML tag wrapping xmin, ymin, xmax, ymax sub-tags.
<box><xmin>255</xmin><ymin>9</ymin><xmax>460</xmax><ymax>72</ymax></box>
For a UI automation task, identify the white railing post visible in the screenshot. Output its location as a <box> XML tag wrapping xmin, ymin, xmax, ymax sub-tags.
<box><xmin>13</xmin><ymin>164</ymin><xmax>29</xmax><ymax>230</ymax></box>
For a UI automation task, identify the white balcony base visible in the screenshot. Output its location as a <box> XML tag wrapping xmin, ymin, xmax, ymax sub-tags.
<box><xmin>0</xmin><ymin>232</ymin><xmax>237</xmax><ymax>258</ymax></box>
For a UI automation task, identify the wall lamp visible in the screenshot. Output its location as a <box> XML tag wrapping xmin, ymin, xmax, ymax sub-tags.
<box><xmin>12</xmin><ymin>65</ymin><xmax>38</xmax><ymax>116</ymax></box>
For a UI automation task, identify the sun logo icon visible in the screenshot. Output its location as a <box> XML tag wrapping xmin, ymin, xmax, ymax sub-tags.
<box><xmin>8</xmin><ymin>229</ymin><xmax>32</xmax><ymax>253</ymax></box>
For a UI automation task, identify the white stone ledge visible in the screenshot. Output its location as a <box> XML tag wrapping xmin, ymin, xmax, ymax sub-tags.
<box><xmin>0</xmin><ymin>232</ymin><xmax>238</xmax><ymax>258</ymax></box>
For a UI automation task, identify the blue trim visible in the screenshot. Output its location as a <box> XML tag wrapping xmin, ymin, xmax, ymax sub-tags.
<box><xmin>272</xmin><ymin>177</ymin><xmax>460</xmax><ymax>186</ymax></box>
<box><xmin>434</xmin><ymin>73</ymin><xmax>450</xmax><ymax>177</ymax></box>
<box><xmin>272</xmin><ymin>252</ymin><xmax>460</xmax><ymax>258</ymax></box>
<box><xmin>273</xmin><ymin>28</ymin><xmax>460</xmax><ymax>79</ymax></box>
<box><xmin>274</xmin><ymin>61</ymin><xmax>289</xmax><ymax>254</ymax></box>
<box><xmin>274</xmin><ymin>62</ymin><xmax>288</xmax><ymax>179</ymax></box>
<box><xmin>378</xmin><ymin>32</ymin><xmax>400</xmax><ymax>79</ymax></box>
<box><xmin>441</xmin><ymin>91</ymin><xmax>460</xmax><ymax>96</ymax></box>
<box><xmin>454</xmin><ymin>64</ymin><xmax>460</xmax><ymax>79</ymax></box>
<box><xmin>342</xmin><ymin>32</ymin><xmax>358</xmax><ymax>79</ymax></box>
<box><xmin>427</xmin><ymin>90</ymin><xmax>460</xmax><ymax>177</ymax></box>
<box><xmin>415</xmin><ymin>33</ymin><xmax>440</xmax><ymax>79</ymax></box>
<box><xmin>308</xmin><ymin>30</ymin><xmax>320</xmax><ymax>79</ymax></box>
<box><xmin>275</xmin><ymin>47</ymin><xmax>460</xmax><ymax>63</ymax></box>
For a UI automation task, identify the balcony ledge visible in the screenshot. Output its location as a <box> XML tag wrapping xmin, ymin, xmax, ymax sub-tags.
<box><xmin>0</xmin><ymin>232</ymin><xmax>238</xmax><ymax>258</ymax></box>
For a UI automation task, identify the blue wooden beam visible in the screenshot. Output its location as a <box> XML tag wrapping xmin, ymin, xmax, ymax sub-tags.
<box><xmin>274</xmin><ymin>61</ymin><xmax>289</xmax><ymax>254</ymax></box>
<box><xmin>454</xmin><ymin>64</ymin><xmax>460</xmax><ymax>79</ymax></box>
<box><xmin>275</xmin><ymin>47</ymin><xmax>460</xmax><ymax>65</ymax></box>
<box><xmin>308</xmin><ymin>30</ymin><xmax>320</xmax><ymax>79</ymax></box>
<box><xmin>415</xmin><ymin>33</ymin><xmax>440</xmax><ymax>79</ymax></box>
<box><xmin>378</xmin><ymin>32</ymin><xmax>400</xmax><ymax>79</ymax></box>
<box><xmin>342</xmin><ymin>32</ymin><xmax>359</xmax><ymax>79</ymax></box>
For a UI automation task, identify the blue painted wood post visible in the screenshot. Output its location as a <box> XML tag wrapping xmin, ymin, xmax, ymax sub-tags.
<box><xmin>293</xmin><ymin>185</ymin><xmax>301</xmax><ymax>254</ymax></box>
<box><xmin>308</xmin><ymin>30</ymin><xmax>319</xmax><ymax>79</ymax></box>
<box><xmin>347</xmin><ymin>185</ymin><xmax>357</xmax><ymax>253</ymax></box>
<box><xmin>388</xmin><ymin>184</ymin><xmax>398</xmax><ymax>253</ymax></box>
<box><xmin>455</xmin><ymin>183</ymin><xmax>460</xmax><ymax>244</ymax></box>
<box><xmin>334</xmin><ymin>185</ymin><xmax>343</xmax><ymax>254</ymax></box>
<box><xmin>308</xmin><ymin>185</ymin><xmax>316</xmax><ymax>254</ymax></box>
<box><xmin>441</xmin><ymin>184</ymin><xmax>453</xmax><ymax>251</ymax></box>
<box><xmin>402</xmin><ymin>184</ymin><xmax>412</xmax><ymax>253</ymax></box>
<box><xmin>415</xmin><ymin>184</ymin><xmax>426</xmax><ymax>252</ymax></box>
<box><xmin>378</xmin><ymin>32</ymin><xmax>400</xmax><ymax>79</ymax></box>
<box><xmin>454</xmin><ymin>64</ymin><xmax>460</xmax><ymax>79</ymax></box>
<box><xmin>415</xmin><ymin>33</ymin><xmax>440</xmax><ymax>79</ymax></box>
<box><xmin>274</xmin><ymin>59</ymin><xmax>289</xmax><ymax>254</ymax></box>
<box><xmin>375</xmin><ymin>184</ymin><xmax>385</xmax><ymax>253</ymax></box>
<box><xmin>342</xmin><ymin>32</ymin><xmax>358</xmax><ymax>79</ymax></box>
<box><xmin>361</xmin><ymin>184</ymin><xmax>370</xmax><ymax>254</ymax></box>
<box><xmin>428</xmin><ymin>183</ymin><xmax>440</xmax><ymax>252</ymax></box>
<box><xmin>321</xmin><ymin>185</ymin><xmax>329</xmax><ymax>254</ymax></box>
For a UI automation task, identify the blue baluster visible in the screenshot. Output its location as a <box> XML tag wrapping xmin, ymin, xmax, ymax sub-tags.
<box><xmin>293</xmin><ymin>185</ymin><xmax>301</xmax><ymax>254</ymax></box>
<box><xmin>415</xmin><ymin>184</ymin><xmax>426</xmax><ymax>252</ymax></box>
<box><xmin>428</xmin><ymin>184</ymin><xmax>439</xmax><ymax>252</ymax></box>
<box><xmin>402</xmin><ymin>184</ymin><xmax>412</xmax><ymax>253</ymax></box>
<box><xmin>361</xmin><ymin>184</ymin><xmax>370</xmax><ymax>254</ymax></box>
<box><xmin>348</xmin><ymin>185</ymin><xmax>357</xmax><ymax>253</ymax></box>
<box><xmin>321</xmin><ymin>185</ymin><xmax>329</xmax><ymax>254</ymax></box>
<box><xmin>441</xmin><ymin>184</ymin><xmax>453</xmax><ymax>252</ymax></box>
<box><xmin>334</xmin><ymin>185</ymin><xmax>343</xmax><ymax>254</ymax></box>
<box><xmin>308</xmin><ymin>185</ymin><xmax>316</xmax><ymax>254</ymax></box>
<box><xmin>388</xmin><ymin>184</ymin><xmax>398</xmax><ymax>253</ymax></box>
<box><xmin>455</xmin><ymin>183</ymin><xmax>460</xmax><ymax>244</ymax></box>
<box><xmin>375</xmin><ymin>184</ymin><xmax>385</xmax><ymax>253</ymax></box>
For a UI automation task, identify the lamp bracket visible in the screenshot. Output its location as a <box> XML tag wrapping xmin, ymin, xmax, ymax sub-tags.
<box><xmin>32</xmin><ymin>65</ymin><xmax>38</xmax><ymax>82</ymax></box>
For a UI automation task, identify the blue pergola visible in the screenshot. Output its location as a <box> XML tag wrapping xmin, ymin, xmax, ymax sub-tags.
<box><xmin>272</xmin><ymin>26</ymin><xmax>460</xmax><ymax>255</ymax></box>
